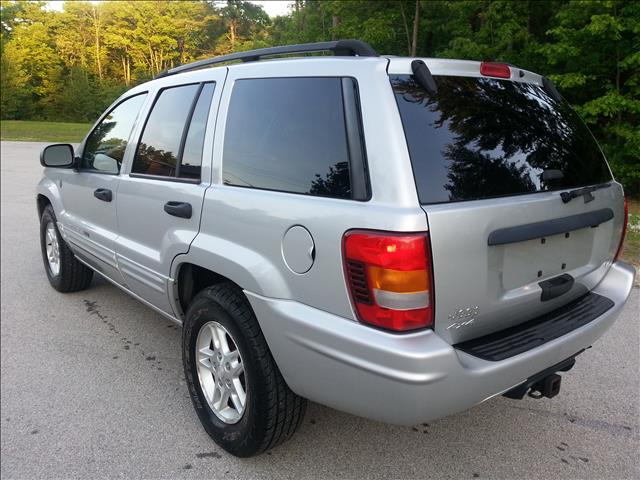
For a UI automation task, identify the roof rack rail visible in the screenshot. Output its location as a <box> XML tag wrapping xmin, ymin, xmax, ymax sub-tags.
<box><xmin>155</xmin><ymin>39</ymin><xmax>378</xmax><ymax>79</ymax></box>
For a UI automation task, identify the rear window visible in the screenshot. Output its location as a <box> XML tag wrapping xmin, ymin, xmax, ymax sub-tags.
<box><xmin>390</xmin><ymin>75</ymin><xmax>611</xmax><ymax>204</ymax></box>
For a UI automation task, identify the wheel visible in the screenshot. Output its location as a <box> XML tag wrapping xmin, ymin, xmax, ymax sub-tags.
<box><xmin>40</xmin><ymin>205</ymin><xmax>93</xmax><ymax>292</ymax></box>
<box><xmin>182</xmin><ymin>283</ymin><xmax>307</xmax><ymax>457</ymax></box>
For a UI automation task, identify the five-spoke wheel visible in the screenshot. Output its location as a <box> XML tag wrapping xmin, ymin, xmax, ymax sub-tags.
<box><xmin>196</xmin><ymin>321</ymin><xmax>246</xmax><ymax>424</ymax></box>
<box><xmin>44</xmin><ymin>221</ymin><xmax>61</xmax><ymax>276</ymax></box>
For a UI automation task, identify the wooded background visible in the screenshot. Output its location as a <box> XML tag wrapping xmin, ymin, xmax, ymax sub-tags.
<box><xmin>0</xmin><ymin>0</ymin><xmax>638</xmax><ymax>194</ymax></box>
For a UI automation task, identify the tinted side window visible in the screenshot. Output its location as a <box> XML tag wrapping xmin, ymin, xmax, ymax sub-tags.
<box><xmin>132</xmin><ymin>84</ymin><xmax>200</xmax><ymax>177</ymax></box>
<box><xmin>222</xmin><ymin>77</ymin><xmax>352</xmax><ymax>198</ymax></box>
<box><xmin>179</xmin><ymin>83</ymin><xmax>215</xmax><ymax>180</ymax></box>
<box><xmin>82</xmin><ymin>93</ymin><xmax>147</xmax><ymax>173</ymax></box>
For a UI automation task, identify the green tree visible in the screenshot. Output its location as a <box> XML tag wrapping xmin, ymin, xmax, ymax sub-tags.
<box><xmin>0</xmin><ymin>0</ymin><xmax>637</xmax><ymax>195</ymax></box>
<box><xmin>216</xmin><ymin>0</ymin><xmax>270</xmax><ymax>54</ymax></box>
<box><xmin>540</xmin><ymin>0</ymin><xmax>640</xmax><ymax>194</ymax></box>
<box><xmin>1</xmin><ymin>2</ymin><xmax>63</xmax><ymax>119</ymax></box>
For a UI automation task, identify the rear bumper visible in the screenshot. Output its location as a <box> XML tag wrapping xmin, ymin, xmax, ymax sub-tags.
<box><xmin>246</xmin><ymin>261</ymin><xmax>635</xmax><ymax>425</ymax></box>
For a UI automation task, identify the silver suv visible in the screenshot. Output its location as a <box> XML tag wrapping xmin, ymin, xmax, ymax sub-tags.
<box><xmin>37</xmin><ymin>40</ymin><xmax>635</xmax><ymax>457</ymax></box>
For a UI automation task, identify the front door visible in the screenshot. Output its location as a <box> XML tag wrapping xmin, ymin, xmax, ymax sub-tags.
<box><xmin>58</xmin><ymin>93</ymin><xmax>148</xmax><ymax>284</ymax></box>
<box><xmin>115</xmin><ymin>72</ymin><xmax>225</xmax><ymax>314</ymax></box>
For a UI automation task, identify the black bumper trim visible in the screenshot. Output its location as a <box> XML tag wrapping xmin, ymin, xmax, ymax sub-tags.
<box><xmin>455</xmin><ymin>292</ymin><xmax>614</xmax><ymax>361</ymax></box>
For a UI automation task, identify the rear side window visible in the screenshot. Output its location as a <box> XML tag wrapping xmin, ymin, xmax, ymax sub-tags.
<box><xmin>390</xmin><ymin>75</ymin><xmax>612</xmax><ymax>204</ymax></box>
<box><xmin>222</xmin><ymin>77</ymin><xmax>365</xmax><ymax>199</ymax></box>
<box><xmin>133</xmin><ymin>82</ymin><xmax>215</xmax><ymax>180</ymax></box>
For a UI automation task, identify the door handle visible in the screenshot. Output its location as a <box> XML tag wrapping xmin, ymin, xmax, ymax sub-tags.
<box><xmin>164</xmin><ymin>201</ymin><xmax>192</xmax><ymax>219</ymax></box>
<box><xmin>539</xmin><ymin>274</ymin><xmax>574</xmax><ymax>302</ymax></box>
<box><xmin>94</xmin><ymin>188</ymin><xmax>112</xmax><ymax>202</ymax></box>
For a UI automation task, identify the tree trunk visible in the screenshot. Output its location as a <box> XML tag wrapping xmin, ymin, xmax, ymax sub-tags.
<box><xmin>296</xmin><ymin>0</ymin><xmax>302</xmax><ymax>31</ymax></box>
<box><xmin>400</xmin><ymin>2</ymin><xmax>411</xmax><ymax>56</ymax></box>
<box><xmin>148</xmin><ymin>43</ymin><xmax>156</xmax><ymax>76</ymax></box>
<box><xmin>411</xmin><ymin>0</ymin><xmax>420</xmax><ymax>57</ymax></box>
<box><xmin>90</xmin><ymin>5</ymin><xmax>103</xmax><ymax>81</ymax></box>
<box><xmin>178</xmin><ymin>38</ymin><xmax>185</xmax><ymax>65</ymax></box>
<box><xmin>230</xmin><ymin>20</ymin><xmax>236</xmax><ymax>48</ymax></box>
<box><xmin>121</xmin><ymin>56</ymin><xmax>129</xmax><ymax>86</ymax></box>
<box><xmin>331</xmin><ymin>16</ymin><xmax>340</xmax><ymax>40</ymax></box>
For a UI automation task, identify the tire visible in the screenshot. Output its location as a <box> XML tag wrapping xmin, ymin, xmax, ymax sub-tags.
<box><xmin>40</xmin><ymin>204</ymin><xmax>93</xmax><ymax>292</ymax></box>
<box><xmin>183</xmin><ymin>283</ymin><xmax>307</xmax><ymax>457</ymax></box>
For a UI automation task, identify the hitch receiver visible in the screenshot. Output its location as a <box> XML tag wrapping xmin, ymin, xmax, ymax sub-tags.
<box><xmin>503</xmin><ymin>353</ymin><xmax>581</xmax><ymax>400</ymax></box>
<box><xmin>529</xmin><ymin>373</ymin><xmax>561</xmax><ymax>399</ymax></box>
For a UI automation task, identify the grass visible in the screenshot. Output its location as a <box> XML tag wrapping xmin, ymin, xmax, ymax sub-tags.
<box><xmin>622</xmin><ymin>198</ymin><xmax>640</xmax><ymax>284</ymax></box>
<box><xmin>1</xmin><ymin>120</ymin><xmax>92</xmax><ymax>143</ymax></box>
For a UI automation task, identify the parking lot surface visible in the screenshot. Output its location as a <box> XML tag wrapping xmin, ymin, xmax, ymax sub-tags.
<box><xmin>1</xmin><ymin>141</ymin><xmax>638</xmax><ymax>479</ymax></box>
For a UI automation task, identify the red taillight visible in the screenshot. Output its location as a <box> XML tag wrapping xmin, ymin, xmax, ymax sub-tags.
<box><xmin>343</xmin><ymin>231</ymin><xmax>434</xmax><ymax>332</ymax></box>
<box><xmin>614</xmin><ymin>197</ymin><xmax>629</xmax><ymax>261</ymax></box>
<box><xmin>480</xmin><ymin>62</ymin><xmax>511</xmax><ymax>79</ymax></box>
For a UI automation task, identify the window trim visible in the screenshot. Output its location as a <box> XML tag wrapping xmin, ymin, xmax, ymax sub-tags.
<box><xmin>131</xmin><ymin>81</ymin><xmax>214</xmax><ymax>182</ymax></box>
<box><xmin>79</xmin><ymin>91</ymin><xmax>148</xmax><ymax>175</ymax></box>
<box><xmin>128</xmin><ymin>172</ymin><xmax>201</xmax><ymax>184</ymax></box>
<box><xmin>341</xmin><ymin>77</ymin><xmax>370</xmax><ymax>201</ymax></box>
<box><xmin>221</xmin><ymin>76</ymin><xmax>371</xmax><ymax>202</ymax></box>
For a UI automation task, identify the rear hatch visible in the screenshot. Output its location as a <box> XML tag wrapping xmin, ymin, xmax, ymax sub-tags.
<box><xmin>388</xmin><ymin>59</ymin><xmax>626</xmax><ymax>345</ymax></box>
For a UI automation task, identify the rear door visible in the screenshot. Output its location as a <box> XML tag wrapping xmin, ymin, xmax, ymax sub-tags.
<box><xmin>388</xmin><ymin>61</ymin><xmax>626</xmax><ymax>344</ymax></box>
<box><xmin>115</xmin><ymin>72</ymin><xmax>224</xmax><ymax>314</ymax></box>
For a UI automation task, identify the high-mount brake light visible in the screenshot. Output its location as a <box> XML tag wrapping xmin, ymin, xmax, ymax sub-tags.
<box><xmin>614</xmin><ymin>197</ymin><xmax>629</xmax><ymax>261</ymax></box>
<box><xmin>343</xmin><ymin>231</ymin><xmax>434</xmax><ymax>332</ymax></box>
<box><xmin>480</xmin><ymin>62</ymin><xmax>511</xmax><ymax>79</ymax></box>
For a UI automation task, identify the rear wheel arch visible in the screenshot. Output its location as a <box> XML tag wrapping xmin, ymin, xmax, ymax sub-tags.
<box><xmin>174</xmin><ymin>262</ymin><xmax>244</xmax><ymax>318</ymax></box>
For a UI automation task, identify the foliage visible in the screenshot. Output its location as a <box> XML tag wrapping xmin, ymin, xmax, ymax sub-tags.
<box><xmin>0</xmin><ymin>0</ymin><xmax>638</xmax><ymax>194</ymax></box>
<box><xmin>623</xmin><ymin>198</ymin><xmax>640</xmax><ymax>277</ymax></box>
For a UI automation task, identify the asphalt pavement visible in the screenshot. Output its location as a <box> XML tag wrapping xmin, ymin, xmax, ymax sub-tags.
<box><xmin>1</xmin><ymin>141</ymin><xmax>638</xmax><ymax>479</ymax></box>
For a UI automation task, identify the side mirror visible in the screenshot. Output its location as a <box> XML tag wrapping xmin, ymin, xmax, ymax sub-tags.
<box><xmin>40</xmin><ymin>144</ymin><xmax>75</xmax><ymax>168</ymax></box>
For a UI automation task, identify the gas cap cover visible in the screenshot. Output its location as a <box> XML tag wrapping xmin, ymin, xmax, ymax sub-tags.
<box><xmin>282</xmin><ymin>225</ymin><xmax>315</xmax><ymax>274</ymax></box>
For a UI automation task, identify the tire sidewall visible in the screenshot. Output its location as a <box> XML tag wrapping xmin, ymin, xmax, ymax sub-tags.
<box><xmin>40</xmin><ymin>206</ymin><xmax>63</xmax><ymax>289</ymax></box>
<box><xmin>182</xmin><ymin>292</ymin><xmax>266</xmax><ymax>455</ymax></box>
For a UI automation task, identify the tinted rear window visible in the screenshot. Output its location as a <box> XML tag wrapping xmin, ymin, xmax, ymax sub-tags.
<box><xmin>390</xmin><ymin>75</ymin><xmax>611</xmax><ymax>204</ymax></box>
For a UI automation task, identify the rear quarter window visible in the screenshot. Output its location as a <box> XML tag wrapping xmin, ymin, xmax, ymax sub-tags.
<box><xmin>222</xmin><ymin>77</ymin><xmax>356</xmax><ymax>199</ymax></box>
<box><xmin>390</xmin><ymin>75</ymin><xmax>612</xmax><ymax>204</ymax></box>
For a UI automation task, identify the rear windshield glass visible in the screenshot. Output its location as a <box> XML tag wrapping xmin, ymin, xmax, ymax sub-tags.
<box><xmin>390</xmin><ymin>75</ymin><xmax>611</xmax><ymax>204</ymax></box>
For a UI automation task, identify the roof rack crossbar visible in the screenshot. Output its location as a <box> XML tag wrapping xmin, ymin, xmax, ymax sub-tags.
<box><xmin>155</xmin><ymin>39</ymin><xmax>378</xmax><ymax>79</ymax></box>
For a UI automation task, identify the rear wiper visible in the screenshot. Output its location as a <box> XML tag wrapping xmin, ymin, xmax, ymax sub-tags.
<box><xmin>560</xmin><ymin>183</ymin><xmax>611</xmax><ymax>204</ymax></box>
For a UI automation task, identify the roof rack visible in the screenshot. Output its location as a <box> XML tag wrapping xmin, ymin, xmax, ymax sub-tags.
<box><xmin>155</xmin><ymin>39</ymin><xmax>378</xmax><ymax>79</ymax></box>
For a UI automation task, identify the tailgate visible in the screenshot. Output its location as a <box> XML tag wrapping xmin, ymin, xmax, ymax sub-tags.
<box><xmin>423</xmin><ymin>185</ymin><xmax>625</xmax><ymax>344</ymax></box>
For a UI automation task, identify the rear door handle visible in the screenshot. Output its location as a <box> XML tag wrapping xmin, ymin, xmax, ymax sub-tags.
<box><xmin>164</xmin><ymin>201</ymin><xmax>192</xmax><ymax>219</ymax></box>
<box><xmin>94</xmin><ymin>188</ymin><xmax>112</xmax><ymax>202</ymax></box>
